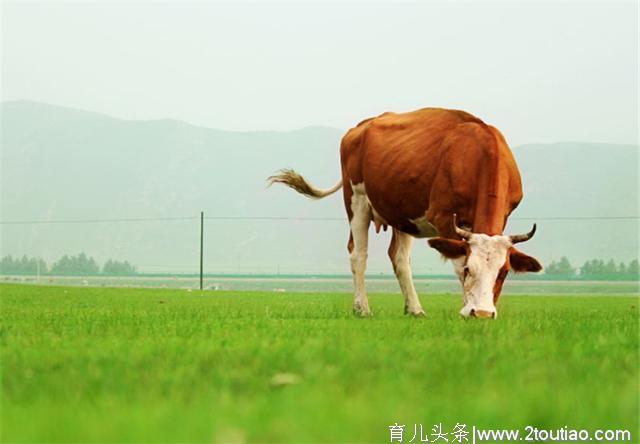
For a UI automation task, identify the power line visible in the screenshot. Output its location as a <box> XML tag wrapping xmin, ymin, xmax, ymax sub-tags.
<box><xmin>0</xmin><ymin>216</ymin><xmax>198</xmax><ymax>225</ymax></box>
<box><xmin>0</xmin><ymin>215</ymin><xmax>638</xmax><ymax>225</ymax></box>
<box><xmin>205</xmin><ymin>216</ymin><xmax>344</xmax><ymax>221</ymax></box>
<box><xmin>511</xmin><ymin>216</ymin><xmax>638</xmax><ymax>221</ymax></box>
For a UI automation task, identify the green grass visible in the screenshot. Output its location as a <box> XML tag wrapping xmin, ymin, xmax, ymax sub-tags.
<box><xmin>1</xmin><ymin>284</ymin><xmax>638</xmax><ymax>443</ymax></box>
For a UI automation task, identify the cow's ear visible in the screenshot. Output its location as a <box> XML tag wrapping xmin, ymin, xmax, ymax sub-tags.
<box><xmin>428</xmin><ymin>238</ymin><xmax>467</xmax><ymax>259</ymax></box>
<box><xmin>509</xmin><ymin>248</ymin><xmax>543</xmax><ymax>272</ymax></box>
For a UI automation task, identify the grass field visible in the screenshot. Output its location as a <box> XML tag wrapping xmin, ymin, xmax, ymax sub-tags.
<box><xmin>1</xmin><ymin>284</ymin><xmax>638</xmax><ymax>443</ymax></box>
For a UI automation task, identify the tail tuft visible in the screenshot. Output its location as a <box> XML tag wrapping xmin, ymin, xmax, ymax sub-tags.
<box><xmin>267</xmin><ymin>169</ymin><xmax>342</xmax><ymax>199</ymax></box>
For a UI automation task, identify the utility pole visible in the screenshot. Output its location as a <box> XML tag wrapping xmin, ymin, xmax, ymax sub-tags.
<box><xmin>200</xmin><ymin>211</ymin><xmax>204</xmax><ymax>291</ymax></box>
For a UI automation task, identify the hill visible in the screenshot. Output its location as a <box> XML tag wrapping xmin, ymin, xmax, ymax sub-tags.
<box><xmin>1</xmin><ymin>101</ymin><xmax>637</xmax><ymax>274</ymax></box>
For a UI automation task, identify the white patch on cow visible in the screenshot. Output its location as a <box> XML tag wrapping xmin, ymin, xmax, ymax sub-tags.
<box><xmin>349</xmin><ymin>182</ymin><xmax>372</xmax><ymax>316</ymax></box>
<box><xmin>451</xmin><ymin>256</ymin><xmax>466</xmax><ymax>283</ymax></box>
<box><xmin>409</xmin><ymin>215</ymin><xmax>439</xmax><ymax>238</ymax></box>
<box><xmin>457</xmin><ymin>234</ymin><xmax>512</xmax><ymax>318</ymax></box>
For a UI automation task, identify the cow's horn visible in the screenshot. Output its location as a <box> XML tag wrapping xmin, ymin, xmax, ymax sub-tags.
<box><xmin>509</xmin><ymin>224</ymin><xmax>537</xmax><ymax>244</ymax></box>
<box><xmin>452</xmin><ymin>214</ymin><xmax>472</xmax><ymax>240</ymax></box>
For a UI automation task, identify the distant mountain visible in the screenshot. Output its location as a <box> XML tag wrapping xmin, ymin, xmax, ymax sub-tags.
<box><xmin>1</xmin><ymin>101</ymin><xmax>638</xmax><ymax>274</ymax></box>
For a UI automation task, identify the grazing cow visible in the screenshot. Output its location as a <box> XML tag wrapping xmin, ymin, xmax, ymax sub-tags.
<box><xmin>269</xmin><ymin>108</ymin><xmax>542</xmax><ymax>319</ymax></box>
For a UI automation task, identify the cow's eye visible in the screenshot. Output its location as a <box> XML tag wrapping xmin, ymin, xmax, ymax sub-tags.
<box><xmin>463</xmin><ymin>266</ymin><xmax>470</xmax><ymax>278</ymax></box>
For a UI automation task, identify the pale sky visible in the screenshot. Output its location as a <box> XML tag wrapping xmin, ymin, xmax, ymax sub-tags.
<box><xmin>2</xmin><ymin>0</ymin><xmax>638</xmax><ymax>146</ymax></box>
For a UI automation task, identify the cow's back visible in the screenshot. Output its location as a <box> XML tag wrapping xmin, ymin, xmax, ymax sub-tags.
<box><xmin>340</xmin><ymin>108</ymin><xmax>481</xmax><ymax>180</ymax></box>
<box><xmin>340</xmin><ymin>108</ymin><xmax>522</xmax><ymax>236</ymax></box>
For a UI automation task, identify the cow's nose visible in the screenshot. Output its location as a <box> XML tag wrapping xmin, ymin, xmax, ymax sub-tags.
<box><xmin>469</xmin><ymin>309</ymin><xmax>496</xmax><ymax>319</ymax></box>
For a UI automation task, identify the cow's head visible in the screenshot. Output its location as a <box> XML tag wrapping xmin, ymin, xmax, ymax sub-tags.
<box><xmin>428</xmin><ymin>215</ymin><xmax>542</xmax><ymax>319</ymax></box>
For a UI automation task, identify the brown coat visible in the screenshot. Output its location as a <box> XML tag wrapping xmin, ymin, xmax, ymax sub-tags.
<box><xmin>340</xmin><ymin>107</ymin><xmax>523</xmax><ymax>238</ymax></box>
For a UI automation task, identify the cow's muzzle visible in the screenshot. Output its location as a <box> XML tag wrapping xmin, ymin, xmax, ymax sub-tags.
<box><xmin>469</xmin><ymin>308</ymin><xmax>496</xmax><ymax>319</ymax></box>
<box><xmin>460</xmin><ymin>304</ymin><xmax>497</xmax><ymax>319</ymax></box>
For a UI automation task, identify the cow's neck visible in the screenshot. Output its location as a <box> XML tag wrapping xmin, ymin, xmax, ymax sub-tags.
<box><xmin>472</xmin><ymin>145</ymin><xmax>508</xmax><ymax>236</ymax></box>
<box><xmin>472</xmin><ymin>205</ymin><xmax>505</xmax><ymax>236</ymax></box>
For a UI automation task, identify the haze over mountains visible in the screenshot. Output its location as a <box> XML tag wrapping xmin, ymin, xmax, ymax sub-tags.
<box><xmin>1</xmin><ymin>101</ymin><xmax>638</xmax><ymax>274</ymax></box>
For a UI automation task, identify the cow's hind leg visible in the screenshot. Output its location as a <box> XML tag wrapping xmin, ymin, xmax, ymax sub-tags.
<box><xmin>388</xmin><ymin>229</ymin><xmax>425</xmax><ymax>317</ymax></box>
<box><xmin>348</xmin><ymin>184</ymin><xmax>372</xmax><ymax>317</ymax></box>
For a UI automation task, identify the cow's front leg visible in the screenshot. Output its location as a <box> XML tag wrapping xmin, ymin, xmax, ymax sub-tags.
<box><xmin>388</xmin><ymin>229</ymin><xmax>425</xmax><ymax>317</ymax></box>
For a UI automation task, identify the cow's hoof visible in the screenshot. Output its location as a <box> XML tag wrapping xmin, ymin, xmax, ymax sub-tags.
<box><xmin>353</xmin><ymin>303</ymin><xmax>372</xmax><ymax>317</ymax></box>
<box><xmin>407</xmin><ymin>309</ymin><xmax>426</xmax><ymax>318</ymax></box>
<box><xmin>354</xmin><ymin>311</ymin><xmax>373</xmax><ymax>318</ymax></box>
<box><xmin>404</xmin><ymin>304</ymin><xmax>426</xmax><ymax>317</ymax></box>
<box><xmin>353</xmin><ymin>308</ymin><xmax>373</xmax><ymax>318</ymax></box>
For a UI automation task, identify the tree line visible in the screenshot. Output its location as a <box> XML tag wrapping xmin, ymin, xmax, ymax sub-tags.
<box><xmin>544</xmin><ymin>256</ymin><xmax>639</xmax><ymax>280</ymax></box>
<box><xmin>2</xmin><ymin>253</ymin><xmax>638</xmax><ymax>280</ymax></box>
<box><xmin>0</xmin><ymin>253</ymin><xmax>137</xmax><ymax>276</ymax></box>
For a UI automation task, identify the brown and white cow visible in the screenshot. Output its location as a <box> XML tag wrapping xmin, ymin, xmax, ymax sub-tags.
<box><xmin>269</xmin><ymin>107</ymin><xmax>542</xmax><ymax>319</ymax></box>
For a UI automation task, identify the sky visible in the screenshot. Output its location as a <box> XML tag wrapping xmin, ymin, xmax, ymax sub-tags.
<box><xmin>2</xmin><ymin>0</ymin><xmax>638</xmax><ymax>146</ymax></box>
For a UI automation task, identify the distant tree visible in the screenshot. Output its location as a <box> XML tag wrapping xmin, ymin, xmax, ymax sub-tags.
<box><xmin>578</xmin><ymin>258</ymin><xmax>639</xmax><ymax>279</ymax></box>
<box><xmin>51</xmin><ymin>253</ymin><xmax>99</xmax><ymax>275</ymax></box>
<box><xmin>580</xmin><ymin>259</ymin><xmax>606</xmax><ymax>277</ymax></box>
<box><xmin>19</xmin><ymin>255</ymin><xmax>29</xmax><ymax>272</ymax></box>
<box><xmin>579</xmin><ymin>259</ymin><xmax>592</xmax><ymax>276</ymax></box>
<box><xmin>0</xmin><ymin>255</ymin><xmax>47</xmax><ymax>274</ymax></box>
<box><xmin>51</xmin><ymin>254</ymin><xmax>70</xmax><ymax>275</ymax></box>
<box><xmin>545</xmin><ymin>256</ymin><xmax>576</xmax><ymax>277</ymax></box>
<box><xmin>102</xmin><ymin>259</ymin><xmax>137</xmax><ymax>275</ymax></box>
<box><xmin>0</xmin><ymin>255</ymin><xmax>17</xmax><ymax>274</ymax></box>
<box><xmin>627</xmin><ymin>259</ymin><xmax>639</xmax><ymax>278</ymax></box>
<box><xmin>603</xmin><ymin>259</ymin><xmax>618</xmax><ymax>274</ymax></box>
<box><xmin>77</xmin><ymin>253</ymin><xmax>99</xmax><ymax>274</ymax></box>
<box><xmin>32</xmin><ymin>257</ymin><xmax>47</xmax><ymax>274</ymax></box>
<box><xmin>618</xmin><ymin>262</ymin><xmax>627</xmax><ymax>275</ymax></box>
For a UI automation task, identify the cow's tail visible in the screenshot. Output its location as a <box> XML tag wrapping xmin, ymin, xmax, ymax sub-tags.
<box><xmin>267</xmin><ymin>169</ymin><xmax>342</xmax><ymax>199</ymax></box>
